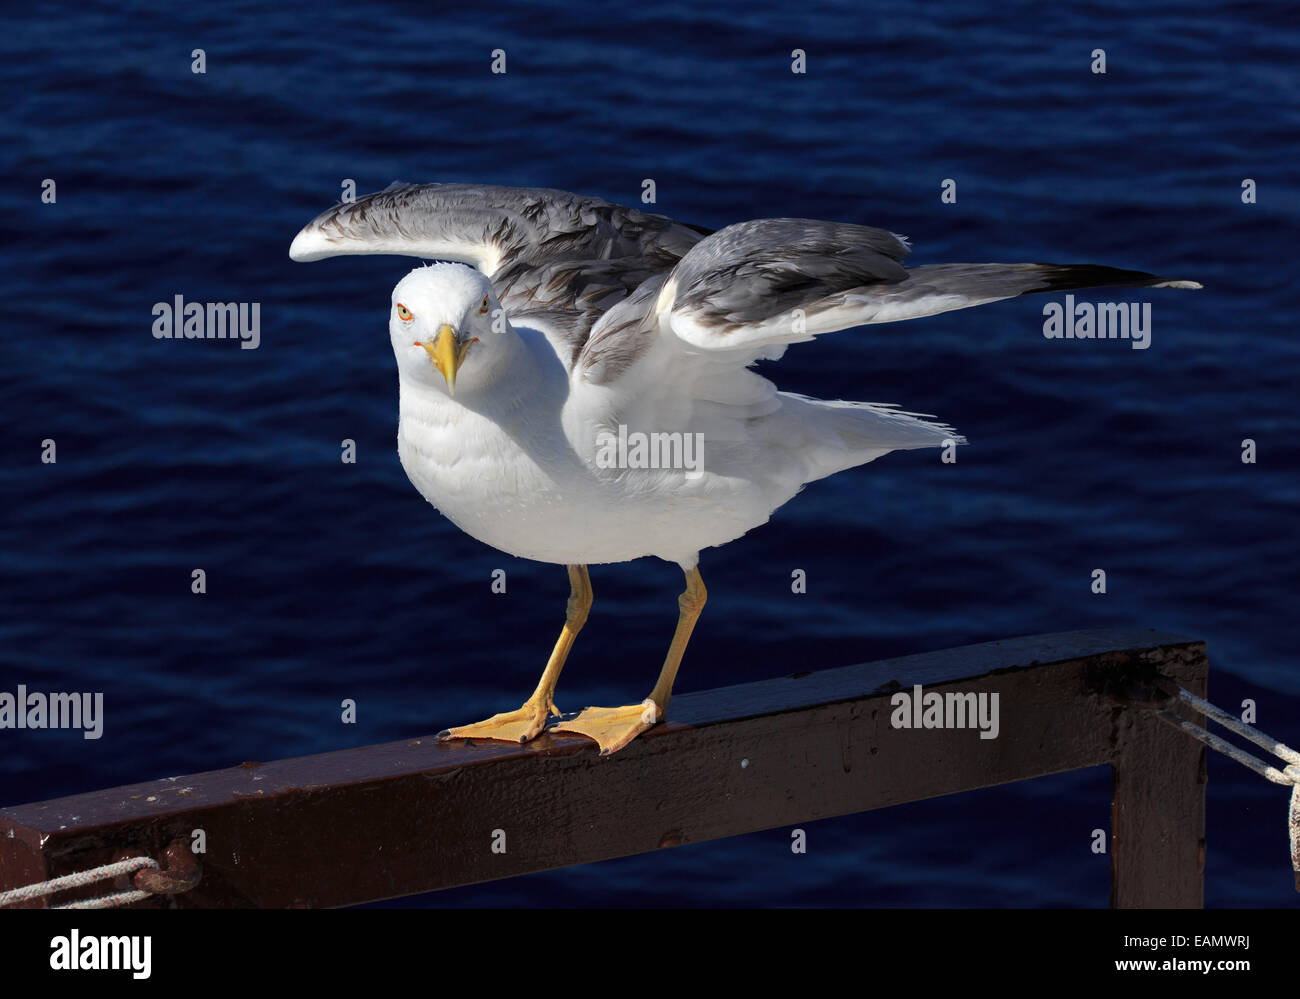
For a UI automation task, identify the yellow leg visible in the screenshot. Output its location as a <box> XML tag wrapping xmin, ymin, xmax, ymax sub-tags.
<box><xmin>439</xmin><ymin>564</ymin><xmax>591</xmax><ymax>744</ymax></box>
<box><xmin>554</xmin><ymin>566</ymin><xmax>706</xmax><ymax>756</ymax></box>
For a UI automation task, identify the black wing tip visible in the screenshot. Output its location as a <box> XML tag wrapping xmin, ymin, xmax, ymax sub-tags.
<box><xmin>1027</xmin><ymin>264</ymin><xmax>1202</xmax><ymax>294</ymax></box>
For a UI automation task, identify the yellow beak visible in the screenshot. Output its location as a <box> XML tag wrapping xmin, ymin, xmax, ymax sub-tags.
<box><xmin>416</xmin><ymin>324</ymin><xmax>474</xmax><ymax>395</ymax></box>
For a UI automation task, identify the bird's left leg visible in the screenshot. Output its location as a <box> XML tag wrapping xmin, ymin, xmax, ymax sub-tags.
<box><xmin>438</xmin><ymin>564</ymin><xmax>591</xmax><ymax>744</ymax></box>
<box><xmin>553</xmin><ymin>566</ymin><xmax>706</xmax><ymax>756</ymax></box>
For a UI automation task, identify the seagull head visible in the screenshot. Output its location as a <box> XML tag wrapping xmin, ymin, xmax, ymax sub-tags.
<box><xmin>390</xmin><ymin>263</ymin><xmax>506</xmax><ymax>396</ymax></box>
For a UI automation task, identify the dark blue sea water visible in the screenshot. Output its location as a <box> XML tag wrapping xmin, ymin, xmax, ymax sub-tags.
<box><xmin>2</xmin><ymin>0</ymin><xmax>1297</xmax><ymax>907</ymax></box>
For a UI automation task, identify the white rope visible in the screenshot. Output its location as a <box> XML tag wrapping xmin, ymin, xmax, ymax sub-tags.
<box><xmin>1174</xmin><ymin>687</ymin><xmax>1300</xmax><ymax>767</ymax></box>
<box><xmin>0</xmin><ymin>856</ymin><xmax>158</xmax><ymax>909</ymax></box>
<box><xmin>1292</xmin><ymin>783</ymin><xmax>1300</xmax><ymax>885</ymax></box>
<box><xmin>1156</xmin><ymin>710</ymin><xmax>1299</xmax><ymax>787</ymax></box>
<box><xmin>55</xmin><ymin>888</ymin><xmax>154</xmax><ymax>910</ymax></box>
<box><xmin>1152</xmin><ymin>683</ymin><xmax>1299</xmax><ymax>885</ymax></box>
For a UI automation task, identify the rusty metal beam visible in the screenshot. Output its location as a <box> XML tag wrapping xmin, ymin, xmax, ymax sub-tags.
<box><xmin>0</xmin><ymin>628</ymin><xmax>1207</xmax><ymax>908</ymax></box>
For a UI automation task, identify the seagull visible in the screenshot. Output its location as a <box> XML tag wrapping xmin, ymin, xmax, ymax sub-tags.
<box><xmin>290</xmin><ymin>183</ymin><xmax>1199</xmax><ymax>755</ymax></box>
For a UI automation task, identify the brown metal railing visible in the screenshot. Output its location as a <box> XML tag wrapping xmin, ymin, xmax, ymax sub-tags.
<box><xmin>0</xmin><ymin>628</ymin><xmax>1207</xmax><ymax>908</ymax></box>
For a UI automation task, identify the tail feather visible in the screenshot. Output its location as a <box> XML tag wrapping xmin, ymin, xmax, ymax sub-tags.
<box><xmin>771</xmin><ymin>392</ymin><xmax>963</xmax><ymax>484</ymax></box>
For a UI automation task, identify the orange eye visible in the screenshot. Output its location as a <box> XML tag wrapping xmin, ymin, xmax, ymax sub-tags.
<box><xmin>396</xmin><ymin>303</ymin><xmax>413</xmax><ymax>321</ymax></box>
<box><xmin>478</xmin><ymin>296</ymin><xmax>490</xmax><ymax>315</ymax></box>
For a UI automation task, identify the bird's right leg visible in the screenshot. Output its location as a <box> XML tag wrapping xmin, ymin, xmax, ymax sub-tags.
<box><xmin>437</xmin><ymin>564</ymin><xmax>591</xmax><ymax>745</ymax></box>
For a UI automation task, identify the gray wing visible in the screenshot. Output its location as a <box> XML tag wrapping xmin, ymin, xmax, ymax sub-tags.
<box><xmin>290</xmin><ymin>183</ymin><xmax>708</xmax><ymax>364</ymax></box>
<box><xmin>577</xmin><ymin>217</ymin><xmax>1201</xmax><ymax>382</ymax></box>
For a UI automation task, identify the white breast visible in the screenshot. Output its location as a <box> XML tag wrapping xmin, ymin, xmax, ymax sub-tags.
<box><xmin>393</xmin><ymin>328</ymin><xmax>787</xmax><ymax>568</ymax></box>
